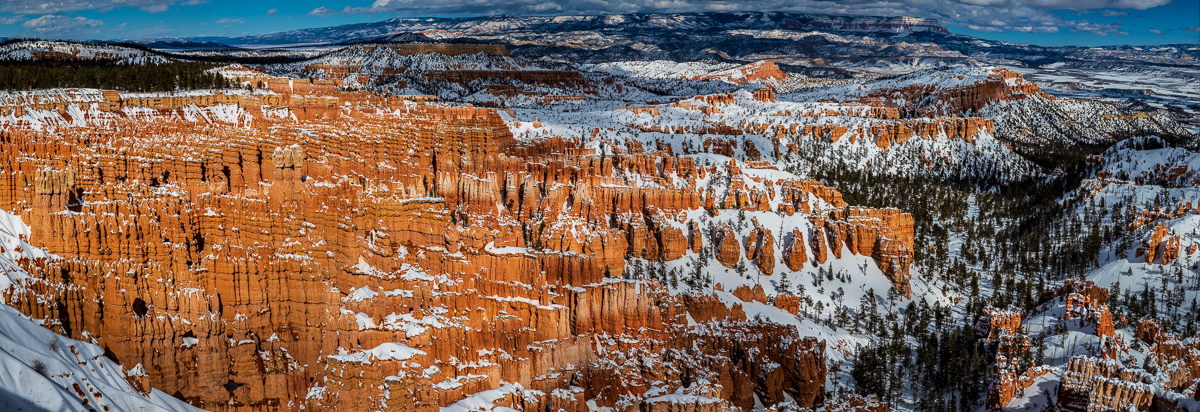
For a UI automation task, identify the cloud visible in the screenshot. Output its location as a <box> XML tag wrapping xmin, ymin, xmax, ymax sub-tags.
<box><xmin>21</xmin><ymin>14</ymin><xmax>103</xmax><ymax>34</ymax></box>
<box><xmin>1147</xmin><ymin>28</ymin><xmax>1163</xmax><ymax>35</ymax></box>
<box><xmin>267</xmin><ymin>8</ymin><xmax>278</xmax><ymax>15</ymax></box>
<box><xmin>1182</xmin><ymin>26</ymin><xmax>1200</xmax><ymax>33</ymax></box>
<box><xmin>307</xmin><ymin>6</ymin><xmax>336</xmax><ymax>16</ymax></box>
<box><xmin>216</xmin><ymin>17</ymin><xmax>245</xmax><ymax>24</ymax></box>
<box><xmin>0</xmin><ymin>0</ymin><xmax>203</xmax><ymax>15</ymax></box>
<box><xmin>0</xmin><ymin>15</ymin><xmax>27</xmax><ymax>25</ymax></box>
<box><xmin>1075</xmin><ymin>9</ymin><xmax>1128</xmax><ymax>17</ymax></box>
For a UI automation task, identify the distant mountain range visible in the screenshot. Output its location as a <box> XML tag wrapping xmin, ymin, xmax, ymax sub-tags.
<box><xmin>170</xmin><ymin>11</ymin><xmax>1197</xmax><ymax>70</ymax></box>
<box><xmin>183</xmin><ymin>12</ymin><xmax>949</xmax><ymax>48</ymax></box>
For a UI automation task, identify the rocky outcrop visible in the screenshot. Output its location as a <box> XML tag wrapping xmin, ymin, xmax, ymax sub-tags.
<box><xmin>0</xmin><ymin>87</ymin><xmax>838</xmax><ymax>412</ymax></box>
<box><xmin>1136</xmin><ymin>222</ymin><xmax>1180</xmax><ymax>264</ymax></box>
<box><xmin>813</xmin><ymin>207</ymin><xmax>915</xmax><ymax>296</ymax></box>
<box><xmin>865</xmin><ymin>68</ymin><xmax>1049</xmax><ymax>118</ymax></box>
<box><xmin>745</xmin><ymin>220</ymin><xmax>776</xmax><ymax>275</ymax></box>
<box><xmin>753</xmin><ymin>87</ymin><xmax>777</xmax><ymax>103</ymax></box>
<box><xmin>692</xmin><ymin>322</ymin><xmax>827</xmax><ymax>409</ymax></box>
<box><xmin>774</xmin><ymin>293</ymin><xmax>801</xmax><ymax>315</ymax></box>
<box><xmin>977</xmin><ymin>304</ymin><xmax>1056</xmax><ymax>411</ymax></box>
<box><xmin>732</xmin><ymin>284</ymin><xmax>768</xmax><ymax>305</ymax></box>
<box><xmin>1055</xmin><ymin>342</ymin><xmax>1200</xmax><ymax>412</ymax></box>
<box><xmin>779</xmin><ymin>179</ymin><xmax>845</xmax><ymax>213</ymax></box>
<box><xmin>1058</xmin><ymin>356</ymin><xmax>1124</xmax><ymax>412</ymax></box>
<box><xmin>689</xmin><ymin>221</ymin><xmax>704</xmax><ymax>253</ymax></box>
<box><xmin>1085</xmin><ymin>377</ymin><xmax>1154</xmax><ymax>412</ymax></box>
<box><xmin>714</xmin><ymin>223</ymin><xmax>742</xmax><ymax>269</ymax></box>
<box><xmin>987</xmin><ymin>362</ymin><xmax>1054</xmax><ymax>410</ymax></box>
<box><xmin>1066</xmin><ymin>292</ymin><xmax>1115</xmax><ymax>339</ymax></box>
<box><xmin>733</xmin><ymin>61</ymin><xmax>787</xmax><ymax>83</ymax></box>
<box><xmin>424</xmin><ymin>70</ymin><xmax>592</xmax><ymax>88</ymax></box>
<box><xmin>976</xmin><ymin>307</ymin><xmax>1022</xmax><ymax>342</ymax></box>
<box><xmin>683</xmin><ymin>292</ymin><xmax>747</xmax><ymax>323</ymax></box>
<box><xmin>783</xmin><ymin>228</ymin><xmax>807</xmax><ymax>271</ymax></box>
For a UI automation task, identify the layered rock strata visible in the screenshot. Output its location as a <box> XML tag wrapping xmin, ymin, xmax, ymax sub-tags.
<box><xmin>0</xmin><ymin>88</ymin><xmax>925</xmax><ymax>411</ymax></box>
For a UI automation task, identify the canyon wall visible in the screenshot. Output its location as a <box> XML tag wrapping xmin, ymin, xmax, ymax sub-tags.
<box><xmin>0</xmin><ymin>88</ymin><xmax>926</xmax><ymax>411</ymax></box>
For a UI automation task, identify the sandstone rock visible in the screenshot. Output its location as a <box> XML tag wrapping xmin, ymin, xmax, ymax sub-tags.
<box><xmin>689</xmin><ymin>221</ymin><xmax>704</xmax><ymax>253</ymax></box>
<box><xmin>774</xmin><ymin>293</ymin><xmax>801</xmax><ymax>316</ymax></box>
<box><xmin>783</xmin><ymin>229</ymin><xmax>807</xmax><ymax>271</ymax></box>
<box><xmin>1136</xmin><ymin>222</ymin><xmax>1180</xmax><ymax>265</ymax></box>
<box><xmin>1085</xmin><ymin>376</ymin><xmax>1154</xmax><ymax>412</ymax></box>
<box><xmin>714</xmin><ymin>223</ymin><xmax>741</xmax><ymax>269</ymax></box>
<box><xmin>732</xmin><ymin>284</ymin><xmax>768</xmax><ymax>305</ymax></box>
<box><xmin>745</xmin><ymin>220</ymin><xmax>776</xmax><ymax>275</ymax></box>
<box><xmin>1058</xmin><ymin>356</ymin><xmax>1124</xmax><ymax>412</ymax></box>
<box><xmin>0</xmin><ymin>82</ymin><xmax>844</xmax><ymax>412</ymax></box>
<box><xmin>813</xmin><ymin>207</ymin><xmax>915</xmax><ymax>296</ymax></box>
<box><xmin>976</xmin><ymin>307</ymin><xmax>1022</xmax><ymax>341</ymax></box>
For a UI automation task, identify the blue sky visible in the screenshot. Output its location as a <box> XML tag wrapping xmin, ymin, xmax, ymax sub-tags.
<box><xmin>0</xmin><ymin>0</ymin><xmax>1196</xmax><ymax>47</ymax></box>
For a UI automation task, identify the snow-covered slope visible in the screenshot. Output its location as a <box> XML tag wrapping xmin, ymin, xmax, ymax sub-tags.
<box><xmin>1074</xmin><ymin>136</ymin><xmax>1200</xmax><ymax>312</ymax></box>
<box><xmin>0</xmin><ymin>40</ymin><xmax>172</xmax><ymax>65</ymax></box>
<box><xmin>582</xmin><ymin>60</ymin><xmax>746</xmax><ymax>80</ymax></box>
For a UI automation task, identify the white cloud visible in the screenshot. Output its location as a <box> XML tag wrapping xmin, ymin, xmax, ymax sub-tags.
<box><xmin>267</xmin><ymin>8</ymin><xmax>278</xmax><ymax>15</ymax></box>
<box><xmin>307</xmin><ymin>6</ymin><xmax>336</xmax><ymax>16</ymax></box>
<box><xmin>0</xmin><ymin>0</ymin><xmax>204</xmax><ymax>15</ymax></box>
<box><xmin>216</xmin><ymin>17</ymin><xmax>245</xmax><ymax>24</ymax></box>
<box><xmin>1182</xmin><ymin>26</ymin><xmax>1200</xmax><ymax>33</ymax></box>
<box><xmin>1147</xmin><ymin>28</ymin><xmax>1163</xmax><ymax>35</ymax></box>
<box><xmin>20</xmin><ymin>14</ymin><xmax>103</xmax><ymax>34</ymax></box>
<box><xmin>0</xmin><ymin>15</ymin><xmax>26</xmax><ymax>25</ymax></box>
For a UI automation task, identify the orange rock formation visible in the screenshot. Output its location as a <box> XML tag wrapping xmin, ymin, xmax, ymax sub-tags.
<box><xmin>0</xmin><ymin>85</ymin><xmax>907</xmax><ymax>411</ymax></box>
<box><xmin>1136</xmin><ymin>222</ymin><xmax>1180</xmax><ymax>264</ymax></box>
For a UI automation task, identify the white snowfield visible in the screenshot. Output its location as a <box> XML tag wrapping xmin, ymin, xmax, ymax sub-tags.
<box><xmin>0</xmin><ymin>209</ymin><xmax>203</xmax><ymax>412</ymax></box>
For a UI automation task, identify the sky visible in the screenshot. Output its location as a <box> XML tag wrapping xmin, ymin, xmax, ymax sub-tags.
<box><xmin>0</xmin><ymin>0</ymin><xmax>1196</xmax><ymax>47</ymax></box>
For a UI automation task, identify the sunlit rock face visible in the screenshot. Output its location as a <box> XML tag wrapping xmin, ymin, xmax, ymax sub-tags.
<box><xmin>0</xmin><ymin>77</ymin><xmax>926</xmax><ymax>411</ymax></box>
